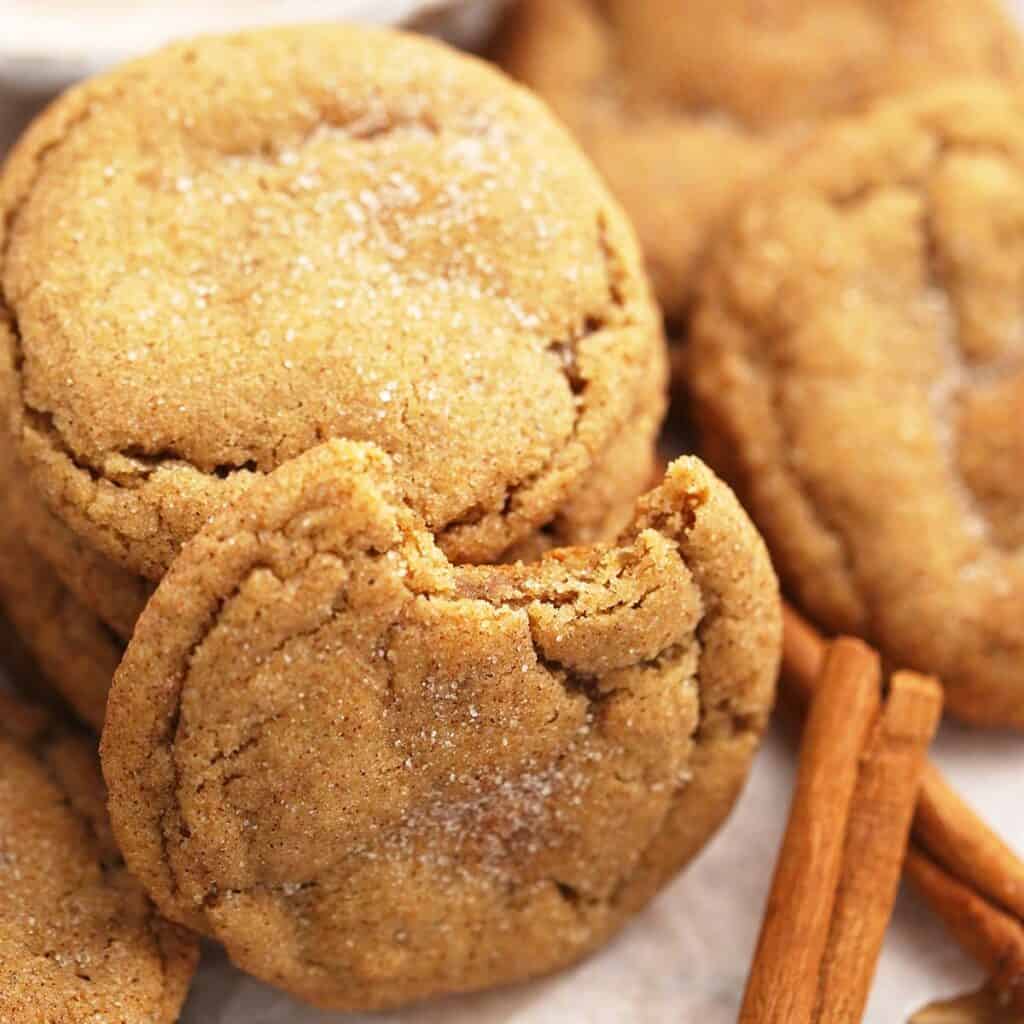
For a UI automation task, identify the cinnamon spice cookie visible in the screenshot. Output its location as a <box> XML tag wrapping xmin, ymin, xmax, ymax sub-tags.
<box><xmin>691</xmin><ymin>83</ymin><xmax>1024</xmax><ymax>729</ymax></box>
<box><xmin>0</xmin><ymin>690</ymin><xmax>197</xmax><ymax>1021</ymax></box>
<box><xmin>0</xmin><ymin>23</ymin><xmax>665</xmax><ymax>583</ymax></box>
<box><xmin>492</xmin><ymin>0</ymin><xmax>1024</xmax><ymax>324</ymax></box>
<box><xmin>102</xmin><ymin>440</ymin><xmax>780</xmax><ymax>1010</ymax></box>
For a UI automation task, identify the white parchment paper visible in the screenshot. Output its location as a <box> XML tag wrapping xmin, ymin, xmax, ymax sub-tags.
<box><xmin>0</xmin><ymin>3</ymin><xmax>1021</xmax><ymax>1021</ymax></box>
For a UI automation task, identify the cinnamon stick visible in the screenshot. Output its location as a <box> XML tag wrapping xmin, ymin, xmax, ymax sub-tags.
<box><xmin>915</xmin><ymin>761</ymin><xmax>1024</xmax><ymax>923</ymax></box>
<box><xmin>739</xmin><ymin>638</ymin><xmax>881</xmax><ymax>1024</ymax></box>
<box><xmin>782</xmin><ymin>603</ymin><xmax>1024</xmax><ymax>919</ymax></box>
<box><xmin>906</xmin><ymin>849</ymin><xmax>1024</xmax><ymax>1014</ymax></box>
<box><xmin>815</xmin><ymin>671</ymin><xmax>943</xmax><ymax>1022</ymax></box>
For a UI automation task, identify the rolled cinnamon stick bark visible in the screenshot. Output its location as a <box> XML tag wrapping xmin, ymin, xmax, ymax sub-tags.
<box><xmin>739</xmin><ymin>638</ymin><xmax>881</xmax><ymax>1024</ymax></box>
<box><xmin>906</xmin><ymin>849</ymin><xmax>1024</xmax><ymax>1015</ymax></box>
<box><xmin>815</xmin><ymin>671</ymin><xmax>943</xmax><ymax>1023</ymax></box>
<box><xmin>782</xmin><ymin>603</ymin><xmax>1024</xmax><ymax>917</ymax></box>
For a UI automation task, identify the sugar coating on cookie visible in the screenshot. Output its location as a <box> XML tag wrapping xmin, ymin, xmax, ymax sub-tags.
<box><xmin>102</xmin><ymin>440</ymin><xmax>779</xmax><ymax>1010</ymax></box>
<box><xmin>493</xmin><ymin>0</ymin><xmax>1024</xmax><ymax>320</ymax></box>
<box><xmin>691</xmin><ymin>83</ymin><xmax>1024</xmax><ymax>728</ymax></box>
<box><xmin>0</xmin><ymin>24</ymin><xmax>664</xmax><ymax>581</ymax></box>
<box><xmin>0</xmin><ymin>691</ymin><xmax>197</xmax><ymax>1021</ymax></box>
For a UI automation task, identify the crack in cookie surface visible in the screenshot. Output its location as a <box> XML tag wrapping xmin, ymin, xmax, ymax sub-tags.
<box><xmin>102</xmin><ymin>440</ymin><xmax>779</xmax><ymax>1011</ymax></box>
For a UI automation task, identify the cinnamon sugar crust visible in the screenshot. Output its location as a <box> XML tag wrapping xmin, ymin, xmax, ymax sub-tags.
<box><xmin>0</xmin><ymin>691</ymin><xmax>197</xmax><ymax>1021</ymax></box>
<box><xmin>102</xmin><ymin>440</ymin><xmax>780</xmax><ymax>1010</ymax></box>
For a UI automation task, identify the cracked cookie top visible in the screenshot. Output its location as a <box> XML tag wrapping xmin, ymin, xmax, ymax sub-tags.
<box><xmin>101</xmin><ymin>440</ymin><xmax>779</xmax><ymax>1011</ymax></box>
<box><xmin>691</xmin><ymin>83</ymin><xmax>1024</xmax><ymax>729</ymax></box>
<box><xmin>0</xmin><ymin>691</ymin><xmax>197</xmax><ymax>1022</ymax></box>
<box><xmin>493</xmin><ymin>0</ymin><xmax>1024</xmax><ymax>320</ymax></box>
<box><xmin>0</xmin><ymin>24</ymin><xmax>663</xmax><ymax>580</ymax></box>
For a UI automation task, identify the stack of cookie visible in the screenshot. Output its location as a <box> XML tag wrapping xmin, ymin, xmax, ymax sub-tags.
<box><xmin>0</xmin><ymin>24</ymin><xmax>782</xmax><ymax>1015</ymax></box>
<box><xmin>497</xmin><ymin>0</ymin><xmax>1024</xmax><ymax>731</ymax></box>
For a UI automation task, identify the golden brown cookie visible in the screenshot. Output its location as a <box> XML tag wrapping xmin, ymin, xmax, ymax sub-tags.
<box><xmin>0</xmin><ymin>690</ymin><xmax>197</xmax><ymax>1021</ymax></box>
<box><xmin>102</xmin><ymin>440</ymin><xmax>779</xmax><ymax>1010</ymax></box>
<box><xmin>0</xmin><ymin>23</ymin><xmax>665</xmax><ymax>583</ymax></box>
<box><xmin>691</xmin><ymin>83</ymin><xmax>1024</xmax><ymax>729</ymax></box>
<box><xmin>493</xmin><ymin>0</ymin><xmax>1024</xmax><ymax>323</ymax></box>
<box><xmin>0</xmin><ymin>503</ymin><xmax>122</xmax><ymax>730</ymax></box>
<box><xmin>0</xmin><ymin>395</ymin><xmax>656</xmax><ymax>652</ymax></box>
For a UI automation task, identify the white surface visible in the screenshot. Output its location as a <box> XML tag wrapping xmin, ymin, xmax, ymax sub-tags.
<box><xmin>0</xmin><ymin>1</ymin><xmax>463</xmax><ymax>91</ymax></box>
<box><xmin>0</xmin><ymin>3</ymin><xmax>1022</xmax><ymax>1022</ymax></box>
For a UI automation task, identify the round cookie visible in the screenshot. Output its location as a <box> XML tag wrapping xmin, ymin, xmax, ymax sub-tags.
<box><xmin>0</xmin><ymin>504</ymin><xmax>122</xmax><ymax>731</ymax></box>
<box><xmin>0</xmin><ymin>690</ymin><xmax>197</xmax><ymax>1021</ymax></box>
<box><xmin>691</xmin><ymin>83</ymin><xmax>1024</xmax><ymax>729</ymax></box>
<box><xmin>492</xmin><ymin>0</ymin><xmax>1024</xmax><ymax>324</ymax></box>
<box><xmin>102</xmin><ymin>440</ymin><xmax>779</xmax><ymax>1010</ymax></box>
<box><xmin>0</xmin><ymin>23</ymin><xmax>665</xmax><ymax>583</ymax></box>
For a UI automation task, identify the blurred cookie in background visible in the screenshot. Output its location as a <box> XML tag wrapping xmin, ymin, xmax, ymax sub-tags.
<box><xmin>492</xmin><ymin>0</ymin><xmax>1024</xmax><ymax>333</ymax></box>
<box><xmin>690</xmin><ymin>83</ymin><xmax>1024</xmax><ymax>729</ymax></box>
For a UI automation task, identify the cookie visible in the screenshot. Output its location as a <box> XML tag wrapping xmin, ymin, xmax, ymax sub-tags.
<box><xmin>691</xmin><ymin>83</ymin><xmax>1024</xmax><ymax>729</ymax></box>
<box><xmin>0</xmin><ymin>390</ymin><xmax>656</xmax><ymax>650</ymax></box>
<box><xmin>492</xmin><ymin>0</ymin><xmax>1024</xmax><ymax>323</ymax></box>
<box><xmin>0</xmin><ymin>690</ymin><xmax>197</xmax><ymax>1021</ymax></box>
<box><xmin>0</xmin><ymin>502</ymin><xmax>122</xmax><ymax>730</ymax></box>
<box><xmin>0</xmin><ymin>23</ymin><xmax>665</xmax><ymax>583</ymax></box>
<box><xmin>102</xmin><ymin>440</ymin><xmax>779</xmax><ymax>1010</ymax></box>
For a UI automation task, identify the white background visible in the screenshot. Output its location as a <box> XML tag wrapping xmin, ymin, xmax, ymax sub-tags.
<box><xmin>0</xmin><ymin>3</ymin><xmax>1021</xmax><ymax>1021</ymax></box>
